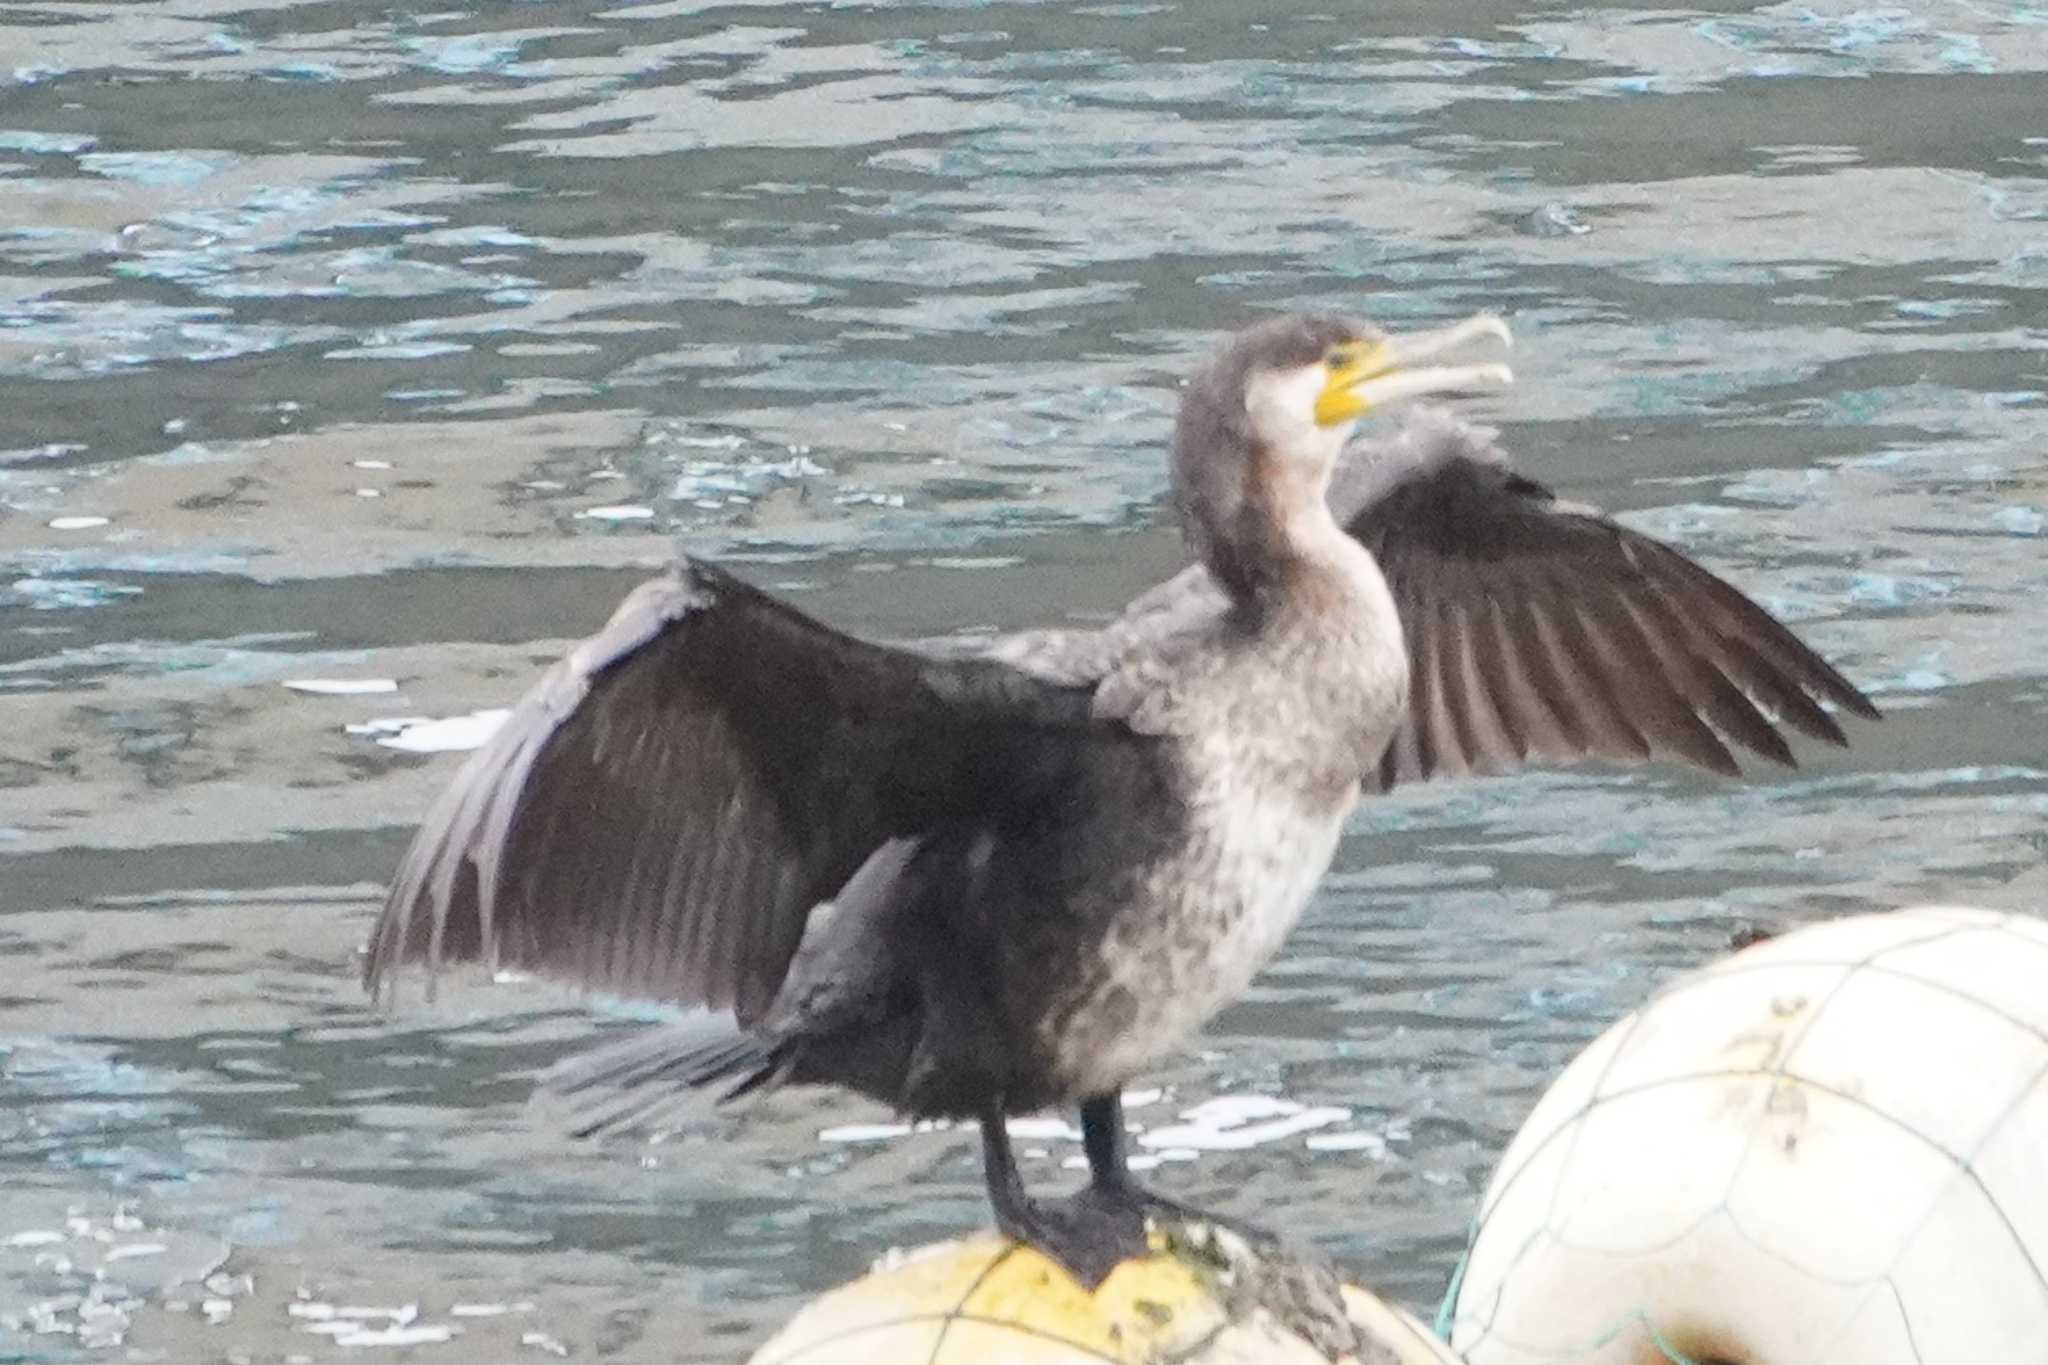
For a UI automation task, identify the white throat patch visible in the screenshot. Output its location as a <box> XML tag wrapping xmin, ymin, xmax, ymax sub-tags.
<box><xmin>1242</xmin><ymin>363</ymin><xmax>1355</xmax><ymax>469</ymax></box>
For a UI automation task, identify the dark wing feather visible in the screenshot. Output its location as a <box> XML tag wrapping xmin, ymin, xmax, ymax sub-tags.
<box><xmin>1347</xmin><ymin>445</ymin><xmax>1878</xmax><ymax>792</ymax></box>
<box><xmin>365</xmin><ymin>559</ymin><xmax>1104</xmax><ymax>1024</ymax></box>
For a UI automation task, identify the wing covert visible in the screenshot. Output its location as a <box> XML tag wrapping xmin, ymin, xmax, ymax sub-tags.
<box><xmin>365</xmin><ymin>559</ymin><xmax>1103</xmax><ymax>1023</ymax></box>
<box><xmin>1343</xmin><ymin>429</ymin><xmax>1879</xmax><ymax>791</ymax></box>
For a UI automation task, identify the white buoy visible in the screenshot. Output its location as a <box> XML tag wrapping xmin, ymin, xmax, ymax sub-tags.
<box><xmin>1448</xmin><ymin>905</ymin><xmax>2048</xmax><ymax>1364</ymax></box>
<box><xmin>749</xmin><ymin>1227</ymin><xmax>1461</xmax><ymax>1364</ymax></box>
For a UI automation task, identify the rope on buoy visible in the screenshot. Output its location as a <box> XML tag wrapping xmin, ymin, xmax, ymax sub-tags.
<box><xmin>1431</xmin><ymin>1236</ymin><xmax>1472</xmax><ymax>1339</ymax></box>
<box><xmin>1643</xmin><ymin>1318</ymin><xmax>1703</xmax><ymax>1365</ymax></box>
<box><xmin>1432</xmin><ymin>1214</ymin><xmax>1699</xmax><ymax>1363</ymax></box>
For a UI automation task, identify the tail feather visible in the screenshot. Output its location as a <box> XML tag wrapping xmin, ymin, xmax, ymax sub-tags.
<box><xmin>540</xmin><ymin>1012</ymin><xmax>791</xmax><ymax>1138</ymax></box>
<box><xmin>716</xmin><ymin>1049</ymin><xmax>795</xmax><ymax>1105</ymax></box>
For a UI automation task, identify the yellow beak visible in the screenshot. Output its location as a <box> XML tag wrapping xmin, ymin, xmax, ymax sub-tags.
<box><xmin>1314</xmin><ymin>313</ymin><xmax>1514</xmax><ymax>427</ymax></box>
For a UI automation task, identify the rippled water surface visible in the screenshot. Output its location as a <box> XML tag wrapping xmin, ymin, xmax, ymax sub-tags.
<box><xmin>4</xmin><ymin>0</ymin><xmax>2046</xmax><ymax>1358</ymax></box>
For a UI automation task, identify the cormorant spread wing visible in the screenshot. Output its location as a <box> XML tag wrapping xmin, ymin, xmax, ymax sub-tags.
<box><xmin>1338</xmin><ymin>415</ymin><xmax>1878</xmax><ymax>789</ymax></box>
<box><xmin>978</xmin><ymin>411</ymin><xmax>1876</xmax><ymax>789</ymax></box>
<box><xmin>364</xmin><ymin>558</ymin><xmax>1110</xmax><ymax>1023</ymax></box>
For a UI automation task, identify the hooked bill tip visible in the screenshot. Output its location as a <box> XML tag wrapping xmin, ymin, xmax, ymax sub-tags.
<box><xmin>1471</xmin><ymin>313</ymin><xmax>1513</xmax><ymax>349</ymax></box>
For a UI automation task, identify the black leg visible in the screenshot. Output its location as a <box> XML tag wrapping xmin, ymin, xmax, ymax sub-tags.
<box><xmin>1076</xmin><ymin>1095</ymin><xmax>1356</xmax><ymax>1357</ymax></box>
<box><xmin>1075</xmin><ymin>1090</ymin><xmax>1286</xmax><ymax>1253</ymax></box>
<box><xmin>980</xmin><ymin>1104</ymin><xmax>1034</xmax><ymax>1231</ymax></box>
<box><xmin>1079</xmin><ymin>1092</ymin><xmax>1132</xmax><ymax>1191</ymax></box>
<box><xmin>979</xmin><ymin>1102</ymin><xmax>1145</xmax><ymax>1289</ymax></box>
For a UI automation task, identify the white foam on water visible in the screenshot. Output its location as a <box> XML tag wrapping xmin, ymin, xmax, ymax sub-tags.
<box><xmin>5</xmin><ymin>1229</ymin><xmax>64</xmax><ymax>1247</ymax></box>
<box><xmin>1138</xmin><ymin>1097</ymin><xmax>1351</xmax><ymax>1151</ymax></box>
<box><xmin>1179</xmin><ymin>1095</ymin><xmax>1298</xmax><ymax>1123</ymax></box>
<box><xmin>1006</xmin><ymin>1116</ymin><xmax>1081</xmax><ymax>1141</ymax></box>
<box><xmin>818</xmin><ymin>1122</ymin><xmax>912</xmax><ymax>1144</ymax></box>
<box><xmin>100</xmin><ymin>1242</ymin><xmax>167</xmax><ymax>1261</ymax></box>
<box><xmin>1305</xmin><ymin>1130</ymin><xmax>1393</xmax><ymax>1158</ymax></box>
<box><xmin>347</xmin><ymin>708</ymin><xmax>510</xmax><ymax>752</ymax></box>
<box><xmin>284</xmin><ymin>678</ymin><xmax>399</xmax><ymax>695</ymax></box>
<box><xmin>1072</xmin><ymin>1143</ymin><xmax>1198</xmax><ymax>1171</ymax></box>
<box><xmin>329</xmin><ymin>1324</ymin><xmax>457</xmax><ymax>1347</ymax></box>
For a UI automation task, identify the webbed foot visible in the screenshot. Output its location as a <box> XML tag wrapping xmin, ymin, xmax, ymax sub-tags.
<box><xmin>1100</xmin><ymin>1179</ymin><xmax>1287</xmax><ymax>1255</ymax></box>
<box><xmin>1075</xmin><ymin>1093</ymin><xmax>1289</xmax><ymax>1250</ymax></box>
<box><xmin>990</xmin><ymin>1183</ymin><xmax>1150</xmax><ymax>1290</ymax></box>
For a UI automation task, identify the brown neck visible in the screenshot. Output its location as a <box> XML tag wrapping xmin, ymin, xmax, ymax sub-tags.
<box><xmin>1207</xmin><ymin>441</ymin><xmax>1344</xmax><ymax>619</ymax></box>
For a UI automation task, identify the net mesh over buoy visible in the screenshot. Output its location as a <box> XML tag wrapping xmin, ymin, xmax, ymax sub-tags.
<box><xmin>1446</xmin><ymin>905</ymin><xmax>2048</xmax><ymax>1365</ymax></box>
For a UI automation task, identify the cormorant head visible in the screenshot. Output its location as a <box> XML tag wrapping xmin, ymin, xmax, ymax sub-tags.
<box><xmin>1172</xmin><ymin>311</ymin><xmax>1511</xmax><ymax>602</ymax></box>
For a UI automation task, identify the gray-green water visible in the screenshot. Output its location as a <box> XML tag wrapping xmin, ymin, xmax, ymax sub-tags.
<box><xmin>3</xmin><ymin>1</ymin><xmax>2045</xmax><ymax>1359</ymax></box>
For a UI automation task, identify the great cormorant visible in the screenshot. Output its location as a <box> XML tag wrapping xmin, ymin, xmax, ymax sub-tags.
<box><xmin>364</xmin><ymin>312</ymin><xmax>1876</xmax><ymax>1285</ymax></box>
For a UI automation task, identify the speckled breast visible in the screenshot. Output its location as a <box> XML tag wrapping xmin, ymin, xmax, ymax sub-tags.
<box><xmin>1042</xmin><ymin>773</ymin><xmax>1355</xmax><ymax>1100</ymax></box>
<box><xmin>1042</xmin><ymin>637</ymin><xmax>1401</xmax><ymax>1098</ymax></box>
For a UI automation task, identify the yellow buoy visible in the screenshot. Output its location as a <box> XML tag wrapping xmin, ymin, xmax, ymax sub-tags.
<box><xmin>749</xmin><ymin>1225</ymin><xmax>1461</xmax><ymax>1364</ymax></box>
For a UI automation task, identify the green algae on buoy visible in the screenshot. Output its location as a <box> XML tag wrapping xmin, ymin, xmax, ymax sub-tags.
<box><xmin>750</xmin><ymin>1226</ymin><xmax>1460</xmax><ymax>1364</ymax></box>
